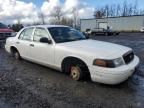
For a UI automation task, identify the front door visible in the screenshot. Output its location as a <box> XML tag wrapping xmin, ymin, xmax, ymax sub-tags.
<box><xmin>30</xmin><ymin>27</ymin><xmax>55</xmax><ymax>66</ymax></box>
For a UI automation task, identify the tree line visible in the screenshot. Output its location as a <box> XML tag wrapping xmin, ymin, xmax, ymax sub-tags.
<box><xmin>38</xmin><ymin>6</ymin><xmax>79</xmax><ymax>28</ymax></box>
<box><xmin>8</xmin><ymin>0</ymin><xmax>144</xmax><ymax>32</ymax></box>
<box><xmin>94</xmin><ymin>0</ymin><xmax>144</xmax><ymax>18</ymax></box>
<box><xmin>9</xmin><ymin>6</ymin><xmax>79</xmax><ymax>32</ymax></box>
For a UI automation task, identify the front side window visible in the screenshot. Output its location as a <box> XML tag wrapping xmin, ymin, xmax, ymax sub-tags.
<box><xmin>48</xmin><ymin>27</ymin><xmax>86</xmax><ymax>43</ymax></box>
<box><xmin>19</xmin><ymin>28</ymin><xmax>34</xmax><ymax>41</ymax></box>
<box><xmin>33</xmin><ymin>28</ymin><xmax>49</xmax><ymax>42</ymax></box>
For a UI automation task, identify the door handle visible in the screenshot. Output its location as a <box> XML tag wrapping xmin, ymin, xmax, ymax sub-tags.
<box><xmin>30</xmin><ymin>44</ymin><xmax>34</xmax><ymax>47</ymax></box>
<box><xmin>16</xmin><ymin>42</ymin><xmax>20</xmax><ymax>44</ymax></box>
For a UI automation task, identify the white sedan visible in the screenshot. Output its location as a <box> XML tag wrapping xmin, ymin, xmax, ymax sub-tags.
<box><xmin>5</xmin><ymin>25</ymin><xmax>140</xmax><ymax>84</ymax></box>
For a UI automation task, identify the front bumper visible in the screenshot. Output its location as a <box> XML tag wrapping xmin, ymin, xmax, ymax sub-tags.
<box><xmin>89</xmin><ymin>56</ymin><xmax>140</xmax><ymax>84</ymax></box>
<box><xmin>5</xmin><ymin>44</ymin><xmax>11</xmax><ymax>53</ymax></box>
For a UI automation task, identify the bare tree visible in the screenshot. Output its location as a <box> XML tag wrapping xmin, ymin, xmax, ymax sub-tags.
<box><xmin>16</xmin><ymin>18</ymin><xmax>21</xmax><ymax>25</ymax></box>
<box><xmin>127</xmin><ymin>4</ymin><xmax>133</xmax><ymax>16</ymax></box>
<box><xmin>139</xmin><ymin>10</ymin><xmax>144</xmax><ymax>15</ymax></box>
<box><xmin>133</xmin><ymin>0</ymin><xmax>138</xmax><ymax>15</ymax></box>
<box><xmin>121</xmin><ymin>0</ymin><xmax>138</xmax><ymax>16</ymax></box>
<box><xmin>12</xmin><ymin>19</ymin><xmax>24</xmax><ymax>32</ymax></box>
<box><xmin>123</xmin><ymin>2</ymin><xmax>132</xmax><ymax>16</ymax></box>
<box><xmin>122</xmin><ymin>1</ymin><xmax>128</xmax><ymax>16</ymax></box>
<box><xmin>50</xmin><ymin>6</ymin><xmax>63</xmax><ymax>24</ymax></box>
<box><xmin>71</xmin><ymin>7</ymin><xmax>79</xmax><ymax>28</ymax></box>
<box><xmin>94</xmin><ymin>0</ymin><xmax>143</xmax><ymax>18</ymax></box>
<box><xmin>38</xmin><ymin>11</ymin><xmax>46</xmax><ymax>24</ymax></box>
<box><xmin>94</xmin><ymin>9</ymin><xmax>106</xmax><ymax>18</ymax></box>
<box><xmin>61</xmin><ymin>17</ymin><xmax>73</xmax><ymax>27</ymax></box>
<box><xmin>109</xmin><ymin>5</ymin><xmax>116</xmax><ymax>17</ymax></box>
<box><xmin>105</xmin><ymin>5</ymin><xmax>110</xmax><ymax>17</ymax></box>
<box><xmin>116</xmin><ymin>4</ymin><xmax>121</xmax><ymax>16</ymax></box>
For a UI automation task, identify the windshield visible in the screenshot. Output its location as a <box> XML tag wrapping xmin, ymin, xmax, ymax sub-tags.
<box><xmin>48</xmin><ymin>27</ymin><xmax>86</xmax><ymax>43</ymax></box>
<box><xmin>0</xmin><ymin>23</ymin><xmax>8</xmax><ymax>29</ymax></box>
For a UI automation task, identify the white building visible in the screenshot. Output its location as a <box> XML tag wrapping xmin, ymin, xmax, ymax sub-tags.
<box><xmin>80</xmin><ymin>15</ymin><xmax>144</xmax><ymax>32</ymax></box>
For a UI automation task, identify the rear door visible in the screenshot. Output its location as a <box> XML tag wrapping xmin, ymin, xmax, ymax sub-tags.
<box><xmin>29</xmin><ymin>27</ymin><xmax>55</xmax><ymax>66</ymax></box>
<box><xmin>15</xmin><ymin>28</ymin><xmax>34</xmax><ymax>59</ymax></box>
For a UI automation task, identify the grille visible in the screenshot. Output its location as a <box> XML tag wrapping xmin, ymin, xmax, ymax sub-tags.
<box><xmin>123</xmin><ymin>51</ymin><xmax>134</xmax><ymax>64</ymax></box>
<box><xmin>0</xmin><ymin>32</ymin><xmax>12</xmax><ymax>40</ymax></box>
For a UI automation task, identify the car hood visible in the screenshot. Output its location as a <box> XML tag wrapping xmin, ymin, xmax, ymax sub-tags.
<box><xmin>57</xmin><ymin>39</ymin><xmax>132</xmax><ymax>59</ymax></box>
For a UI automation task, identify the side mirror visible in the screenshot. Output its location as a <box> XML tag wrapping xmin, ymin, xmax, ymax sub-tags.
<box><xmin>40</xmin><ymin>37</ymin><xmax>52</xmax><ymax>44</ymax></box>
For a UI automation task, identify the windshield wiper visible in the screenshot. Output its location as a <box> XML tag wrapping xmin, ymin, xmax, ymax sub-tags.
<box><xmin>57</xmin><ymin>38</ymin><xmax>86</xmax><ymax>43</ymax></box>
<box><xmin>69</xmin><ymin>38</ymin><xmax>86</xmax><ymax>42</ymax></box>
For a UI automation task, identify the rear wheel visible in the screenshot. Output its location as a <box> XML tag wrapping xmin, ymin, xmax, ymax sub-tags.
<box><xmin>11</xmin><ymin>47</ymin><xmax>21</xmax><ymax>60</ymax></box>
<box><xmin>14</xmin><ymin>51</ymin><xmax>21</xmax><ymax>60</ymax></box>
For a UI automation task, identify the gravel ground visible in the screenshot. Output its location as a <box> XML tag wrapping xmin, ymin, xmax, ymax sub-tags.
<box><xmin>0</xmin><ymin>33</ymin><xmax>144</xmax><ymax>108</ymax></box>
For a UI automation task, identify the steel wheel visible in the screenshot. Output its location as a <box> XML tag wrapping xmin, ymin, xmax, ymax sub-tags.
<box><xmin>70</xmin><ymin>66</ymin><xmax>81</xmax><ymax>81</ymax></box>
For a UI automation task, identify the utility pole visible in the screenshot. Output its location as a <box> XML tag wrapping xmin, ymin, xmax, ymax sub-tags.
<box><xmin>106</xmin><ymin>9</ymin><xmax>108</xmax><ymax>29</ymax></box>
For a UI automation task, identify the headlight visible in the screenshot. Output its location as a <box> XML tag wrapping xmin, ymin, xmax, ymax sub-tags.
<box><xmin>113</xmin><ymin>58</ymin><xmax>124</xmax><ymax>67</ymax></box>
<box><xmin>93</xmin><ymin>57</ymin><xmax>124</xmax><ymax>68</ymax></box>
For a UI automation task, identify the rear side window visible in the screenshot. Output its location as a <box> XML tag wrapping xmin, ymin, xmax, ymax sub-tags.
<box><xmin>19</xmin><ymin>28</ymin><xmax>34</xmax><ymax>41</ymax></box>
<box><xmin>33</xmin><ymin>28</ymin><xmax>49</xmax><ymax>42</ymax></box>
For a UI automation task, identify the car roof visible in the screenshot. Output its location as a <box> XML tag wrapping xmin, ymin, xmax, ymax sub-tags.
<box><xmin>26</xmin><ymin>25</ymin><xmax>69</xmax><ymax>29</ymax></box>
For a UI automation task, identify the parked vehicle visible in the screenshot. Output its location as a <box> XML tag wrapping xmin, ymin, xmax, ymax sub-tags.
<box><xmin>85</xmin><ymin>28</ymin><xmax>119</xmax><ymax>36</ymax></box>
<box><xmin>140</xmin><ymin>27</ymin><xmax>144</xmax><ymax>32</ymax></box>
<box><xmin>5</xmin><ymin>25</ymin><xmax>139</xmax><ymax>84</ymax></box>
<box><xmin>0</xmin><ymin>23</ymin><xmax>15</xmax><ymax>48</ymax></box>
<box><xmin>0</xmin><ymin>23</ymin><xmax>14</xmax><ymax>39</ymax></box>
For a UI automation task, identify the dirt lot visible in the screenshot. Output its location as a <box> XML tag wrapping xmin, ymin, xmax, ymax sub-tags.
<box><xmin>0</xmin><ymin>33</ymin><xmax>144</xmax><ymax>108</ymax></box>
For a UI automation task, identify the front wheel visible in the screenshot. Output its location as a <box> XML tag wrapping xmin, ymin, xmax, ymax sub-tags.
<box><xmin>70</xmin><ymin>66</ymin><xmax>84</xmax><ymax>81</ymax></box>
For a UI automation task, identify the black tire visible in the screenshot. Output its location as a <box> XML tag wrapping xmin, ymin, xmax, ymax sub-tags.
<box><xmin>11</xmin><ymin>49</ymin><xmax>21</xmax><ymax>60</ymax></box>
<box><xmin>13</xmin><ymin>50</ymin><xmax>21</xmax><ymax>60</ymax></box>
<box><xmin>91</xmin><ymin>32</ymin><xmax>95</xmax><ymax>36</ymax></box>
<box><xmin>105</xmin><ymin>32</ymin><xmax>108</xmax><ymax>36</ymax></box>
<box><xmin>113</xmin><ymin>33</ymin><xmax>116</xmax><ymax>35</ymax></box>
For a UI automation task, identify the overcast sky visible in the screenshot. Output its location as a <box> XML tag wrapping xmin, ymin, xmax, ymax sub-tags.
<box><xmin>0</xmin><ymin>0</ymin><xmax>143</xmax><ymax>24</ymax></box>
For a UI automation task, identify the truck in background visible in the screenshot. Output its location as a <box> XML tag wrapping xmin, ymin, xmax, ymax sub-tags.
<box><xmin>0</xmin><ymin>23</ymin><xmax>15</xmax><ymax>48</ymax></box>
<box><xmin>85</xmin><ymin>27</ymin><xmax>120</xmax><ymax>36</ymax></box>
